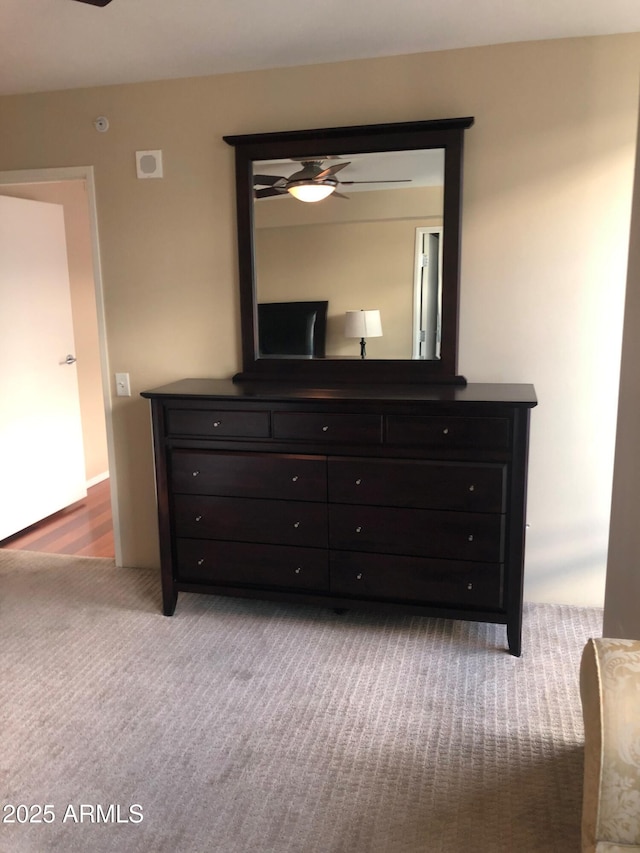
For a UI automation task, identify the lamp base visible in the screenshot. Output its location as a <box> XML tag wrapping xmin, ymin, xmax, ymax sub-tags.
<box><xmin>360</xmin><ymin>337</ymin><xmax>366</xmax><ymax>359</ymax></box>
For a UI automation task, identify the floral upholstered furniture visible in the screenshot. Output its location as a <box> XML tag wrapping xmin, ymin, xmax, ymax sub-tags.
<box><xmin>580</xmin><ymin>637</ymin><xmax>640</xmax><ymax>853</ymax></box>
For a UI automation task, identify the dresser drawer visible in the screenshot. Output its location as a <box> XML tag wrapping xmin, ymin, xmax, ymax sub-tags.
<box><xmin>329</xmin><ymin>505</ymin><xmax>504</xmax><ymax>562</ymax></box>
<box><xmin>174</xmin><ymin>495</ymin><xmax>328</xmax><ymax>547</ymax></box>
<box><xmin>328</xmin><ymin>457</ymin><xmax>505</xmax><ymax>512</ymax></box>
<box><xmin>330</xmin><ymin>551</ymin><xmax>503</xmax><ymax>609</ymax></box>
<box><xmin>171</xmin><ymin>451</ymin><xmax>326</xmax><ymax>500</ymax></box>
<box><xmin>386</xmin><ymin>415</ymin><xmax>510</xmax><ymax>451</ymax></box>
<box><xmin>273</xmin><ymin>412</ymin><xmax>382</xmax><ymax>444</ymax></box>
<box><xmin>166</xmin><ymin>408</ymin><xmax>270</xmax><ymax>438</ymax></box>
<box><xmin>177</xmin><ymin>539</ymin><xmax>329</xmax><ymax>591</ymax></box>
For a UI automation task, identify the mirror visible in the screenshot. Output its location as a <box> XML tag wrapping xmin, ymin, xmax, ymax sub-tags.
<box><xmin>224</xmin><ymin>117</ymin><xmax>474</xmax><ymax>384</ymax></box>
<box><xmin>253</xmin><ymin>148</ymin><xmax>445</xmax><ymax>361</ymax></box>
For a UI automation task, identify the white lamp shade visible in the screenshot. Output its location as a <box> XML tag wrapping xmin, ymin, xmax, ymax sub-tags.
<box><xmin>287</xmin><ymin>183</ymin><xmax>336</xmax><ymax>202</ymax></box>
<box><xmin>344</xmin><ymin>309</ymin><xmax>383</xmax><ymax>338</ymax></box>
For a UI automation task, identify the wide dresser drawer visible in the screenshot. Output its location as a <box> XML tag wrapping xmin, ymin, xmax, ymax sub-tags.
<box><xmin>328</xmin><ymin>457</ymin><xmax>505</xmax><ymax>512</ymax></box>
<box><xmin>273</xmin><ymin>412</ymin><xmax>382</xmax><ymax>444</ymax></box>
<box><xmin>166</xmin><ymin>408</ymin><xmax>270</xmax><ymax>438</ymax></box>
<box><xmin>330</xmin><ymin>551</ymin><xmax>504</xmax><ymax>609</ymax></box>
<box><xmin>386</xmin><ymin>415</ymin><xmax>510</xmax><ymax>451</ymax></box>
<box><xmin>171</xmin><ymin>450</ymin><xmax>326</xmax><ymax>500</ymax></box>
<box><xmin>174</xmin><ymin>495</ymin><xmax>328</xmax><ymax>547</ymax></box>
<box><xmin>329</xmin><ymin>505</ymin><xmax>504</xmax><ymax>562</ymax></box>
<box><xmin>177</xmin><ymin>539</ymin><xmax>329</xmax><ymax>591</ymax></box>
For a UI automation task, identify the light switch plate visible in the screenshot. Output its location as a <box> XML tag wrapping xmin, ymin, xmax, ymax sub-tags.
<box><xmin>115</xmin><ymin>373</ymin><xmax>131</xmax><ymax>396</ymax></box>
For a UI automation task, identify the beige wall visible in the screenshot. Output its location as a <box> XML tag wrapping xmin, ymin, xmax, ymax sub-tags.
<box><xmin>0</xmin><ymin>181</ymin><xmax>109</xmax><ymax>484</ymax></box>
<box><xmin>0</xmin><ymin>35</ymin><xmax>637</xmax><ymax>605</ymax></box>
<box><xmin>604</xmin><ymin>97</ymin><xmax>640</xmax><ymax>639</ymax></box>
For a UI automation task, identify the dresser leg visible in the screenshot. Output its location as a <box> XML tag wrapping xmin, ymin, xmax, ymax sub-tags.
<box><xmin>163</xmin><ymin>586</ymin><xmax>178</xmax><ymax>616</ymax></box>
<box><xmin>507</xmin><ymin>620</ymin><xmax>522</xmax><ymax>657</ymax></box>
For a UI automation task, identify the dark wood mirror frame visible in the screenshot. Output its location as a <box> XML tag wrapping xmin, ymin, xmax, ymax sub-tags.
<box><xmin>224</xmin><ymin>116</ymin><xmax>474</xmax><ymax>385</ymax></box>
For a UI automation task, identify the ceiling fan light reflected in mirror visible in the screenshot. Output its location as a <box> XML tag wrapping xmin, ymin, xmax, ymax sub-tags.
<box><xmin>287</xmin><ymin>181</ymin><xmax>336</xmax><ymax>202</ymax></box>
<box><xmin>254</xmin><ymin>156</ymin><xmax>412</xmax><ymax>202</ymax></box>
<box><xmin>286</xmin><ymin>159</ymin><xmax>343</xmax><ymax>202</ymax></box>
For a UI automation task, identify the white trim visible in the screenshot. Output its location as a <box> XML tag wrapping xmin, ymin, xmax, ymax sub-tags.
<box><xmin>0</xmin><ymin>166</ymin><xmax>122</xmax><ymax>567</ymax></box>
<box><xmin>86</xmin><ymin>471</ymin><xmax>109</xmax><ymax>489</ymax></box>
<box><xmin>412</xmin><ymin>226</ymin><xmax>444</xmax><ymax>360</ymax></box>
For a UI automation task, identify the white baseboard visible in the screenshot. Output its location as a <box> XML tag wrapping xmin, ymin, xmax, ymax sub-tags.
<box><xmin>86</xmin><ymin>471</ymin><xmax>109</xmax><ymax>489</ymax></box>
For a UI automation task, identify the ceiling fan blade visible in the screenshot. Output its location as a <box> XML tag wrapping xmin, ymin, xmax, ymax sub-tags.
<box><xmin>255</xmin><ymin>187</ymin><xmax>287</xmax><ymax>199</ymax></box>
<box><xmin>73</xmin><ymin>0</ymin><xmax>114</xmax><ymax>6</ymax></box>
<box><xmin>253</xmin><ymin>174</ymin><xmax>286</xmax><ymax>187</ymax></box>
<box><xmin>314</xmin><ymin>162</ymin><xmax>350</xmax><ymax>180</ymax></box>
<box><xmin>339</xmin><ymin>179</ymin><xmax>412</xmax><ymax>185</ymax></box>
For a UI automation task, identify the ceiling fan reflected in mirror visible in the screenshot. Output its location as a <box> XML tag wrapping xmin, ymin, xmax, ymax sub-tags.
<box><xmin>254</xmin><ymin>159</ymin><xmax>411</xmax><ymax>203</ymax></box>
<box><xmin>72</xmin><ymin>0</ymin><xmax>114</xmax><ymax>6</ymax></box>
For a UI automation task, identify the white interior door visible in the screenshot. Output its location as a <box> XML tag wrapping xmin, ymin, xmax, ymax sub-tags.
<box><xmin>0</xmin><ymin>194</ymin><xmax>87</xmax><ymax>540</ymax></box>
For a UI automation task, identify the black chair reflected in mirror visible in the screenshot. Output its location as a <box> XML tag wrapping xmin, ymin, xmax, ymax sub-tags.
<box><xmin>258</xmin><ymin>301</ymin><xmax>328</xmax><ymax>358</ymax></box>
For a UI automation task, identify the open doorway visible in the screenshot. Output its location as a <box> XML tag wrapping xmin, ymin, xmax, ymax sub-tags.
<box><xmin>1</xmin><ymin>481</ymin><xmax>114</xmax><ymax>557</ymax></box>
<box><xmin>0</xmin><ymin>166</ymin><xmax>120</xmax><ymax>562</ymax></box>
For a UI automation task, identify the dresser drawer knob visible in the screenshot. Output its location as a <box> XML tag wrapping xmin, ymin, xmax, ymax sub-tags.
<box><xmin>355</xmin><ymin>478</ymin><xmax>362</xmax><ymax>485</ymax></box>
<box><xmin>293</xmin><ymin>521</ymin><xmax>300</xmax><ymax>528</ymax></box>
<box><xmin>356</xmin><ymin>573</ymin><xmax>363</xmax><ymax>580</ymax></box>
<box><xmin>197</xmin><ymin>558</ymin><xmax>204</xmax><ymax>566</ymax></box>
<box><xmin>192</xmin><ymin>470</ymin><xmax>200</xmax><ymax>477</ymax></box>
<box><xmin>467</xmin><ymin>534</ymin><xmax>474</xmax><ymax>542</ymax></box>
<box><xmin>295</xmin><ymin>567</ymin><xmax>302</xmax><ymax>574</ymax></box>
<box><xmin>468</xmin><ymin>484</ymin><xmax>475</xmax><ymax>492</ymax></box>
<box><xmin>467</xmin><ymin>582</ymin><xmax>473</xmax><ymax>590</ymax></box>
<box><xmin>291</xmin><ymin>475</ymin><xmax>299</xmax><ymax>482</ymax></box>
<box><xmin>213</xmin><ymin>420</ymin><xmax>221</xmax><ymax>428</ymax></box>
<box><xmin>355</xmin><ymin>526</ymin><xmax>362</xmax><ymax>533</ymax></box>
<box><xmin>322</xmin><ymin>425</ymin><xmax>329</xmax><ymax>432</ymax></box>
<box><xmin>442</xmin><ymin>427</ymin><xmax>449</xmax><ymax>435</ymax></box>
<box><xmin>195</xmin><ymin>515</ymin><xmax>203</xmax><ymax>522</ymax></box>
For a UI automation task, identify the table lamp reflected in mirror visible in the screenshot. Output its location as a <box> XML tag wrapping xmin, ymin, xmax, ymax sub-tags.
<box><xmin>344</xmin><ymin>309</ymin><xmax>383</xmax><ymax>359</ymax></box>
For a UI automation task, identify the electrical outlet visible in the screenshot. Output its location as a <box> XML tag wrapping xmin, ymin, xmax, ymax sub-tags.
<box><xmin>115</xmin><ymin>372</ymin><xmax>131</xmax><ymax>397</ymax></box>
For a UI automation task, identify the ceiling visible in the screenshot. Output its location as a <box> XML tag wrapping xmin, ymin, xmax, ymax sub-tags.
<box><xmin>1</xmin><ymin>0</ymin><xmax>639</xmax><ymax>98</ymax></box>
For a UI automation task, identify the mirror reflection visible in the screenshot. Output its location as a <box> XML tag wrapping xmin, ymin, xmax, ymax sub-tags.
<box><xmin>253</xmin><ymin>148</ymin><xmax>445</xmax><ymax>360</ymax></box>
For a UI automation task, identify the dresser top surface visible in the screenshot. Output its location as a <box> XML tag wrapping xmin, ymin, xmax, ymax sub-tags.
<box><xmin>141</xmin><ymin>378</ymin><xmax>537</xmax><ymax>407</ymax></box>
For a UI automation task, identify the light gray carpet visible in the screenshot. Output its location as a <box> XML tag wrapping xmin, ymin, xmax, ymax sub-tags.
<box><xmin>0</xmin><ymin>549</ymin><xmax>602</xmax><ymax>853</ymax></box>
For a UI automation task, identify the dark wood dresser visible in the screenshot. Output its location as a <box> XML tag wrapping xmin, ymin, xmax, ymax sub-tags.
<box><xmin>141</xmin><ymin>378</ymin><xmax>536</xmax><ymax>655</ymax></box>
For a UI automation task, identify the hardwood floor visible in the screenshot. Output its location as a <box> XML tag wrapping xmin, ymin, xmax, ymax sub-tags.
<box><xmin>0</xmin><ymin>479</ymin><xmax>114</xmax><ymax>558</ymax></box>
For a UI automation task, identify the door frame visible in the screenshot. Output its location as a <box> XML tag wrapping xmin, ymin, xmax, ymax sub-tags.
<box><xmin>0</xmin><ymin>165</ymin><xmax>122</xmax><ymax>565</ymax></box>
<box><xmin>412</xmin><ymin>225</ymin><xmax>444</xmax><ymax>360</ymax></box>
